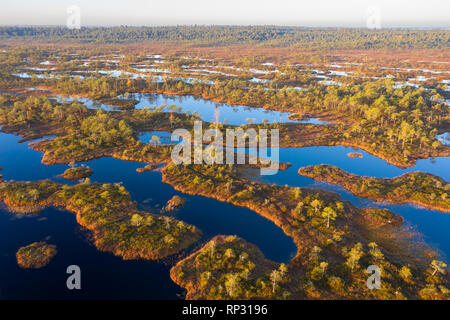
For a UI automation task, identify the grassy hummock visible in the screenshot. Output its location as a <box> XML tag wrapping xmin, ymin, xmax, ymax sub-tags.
<box><xmin>61</xmin><ymin>167</ymin><xmax>93</xmax><ymax>180</ymax></box>
<box><xmin>171</xmin><ymin>235</ymin><xmax>289</xmax><ymax>300</ymax></box>
<box><xmin>16</xmin><ymin>242</ymin><xmax>57</xmax><ymax>269</ymax></box>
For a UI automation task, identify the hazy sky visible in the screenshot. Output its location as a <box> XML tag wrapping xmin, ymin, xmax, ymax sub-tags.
<box><xmin>0</xmin><ymin>0</ymin><xmax>449</xmax><ymax>27</ymax></box>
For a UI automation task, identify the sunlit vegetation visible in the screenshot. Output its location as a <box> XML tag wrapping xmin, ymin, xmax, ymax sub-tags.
<box><xmin>162</xmin><ymin>162</ymin><xmax>448</xmax><ymax>299</ymax></box>
<box><xmin>136</xmin><ymin>164</ymin><xmax>157</xmax><ymax>173</ymax></box>
<box><xmin>16</xmin><ymin>242</ymin><xmax>57</xmax><ymax>269</ymax></box>
<box><xmin>11</xmin><ymin>61</ymin><xmax>446</xmax><ymax>167</ymax></box>
<box><xmin>1</xmin><ymin>43</ymin><xmax>449</xmax><ymax>168</ymax></box>
<box><xmin>0</xmin><ymin>180</ymin><xmax>201</xmax><ymax>260</ymax></box>
<box><xmin>347</xmin><ymin>152</ymin><xmax>363</xmax><ymax>158</ymax></box>
<box><xmin>0</xmin><ymin>95</ymin><xmax>89</xmax><ymax>127</ymax></box>
<box><xmin>36</xmin><ymin>111</ymin><xmax>135</xmax><ymax>162</ymax></box>
<box><xmin>163</xmin><ymin>195</ymin><xmax>186</xmax><ymax>212</ymax></box>
<box><xmin>0</xmin><ymin>94</ymin><xmax>201</xmax><ymax>165</ymax></box>
<box><xmin>171</xmin><ymin>235</ymin><xmax>290</xmax><ymax>299</ymax></box>
<box><xmin>0</xmin><ymin>94</ymin><xmax>91</xmax><ymax>138</ymax></box>
<box><xmin>299</xmin><ymin>165</ymin><xmax>450</xmax><ymax>212</ymax></box>
<box><xmin>127</xmin><ymin>107</ymin><xmax>201</xmax><ymax>132</ymax></box>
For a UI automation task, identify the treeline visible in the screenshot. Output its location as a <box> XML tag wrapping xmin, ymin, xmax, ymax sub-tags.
<box><xmin>1</xmin><ymin>26</ymin><xmax>449</xmax><ymax>49</ymax></box>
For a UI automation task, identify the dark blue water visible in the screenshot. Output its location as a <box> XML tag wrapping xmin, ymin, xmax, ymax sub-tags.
<box><xmin>0</xmin><ymin>207</ymin><xmax>181</xmax><ymax>299</ymax></box>
<box><xmin>1</xmin><ymin>92</ymin><xmax>449</xmax><ymax>299</ymax></box>
<box><xmin>0</xmin><ymin>132</ymin><xmax>296</xmax><ymax>299</ymax></box>
<box><xmin>220</xmin><ymin>144</ymin><xmax>450</xmax><ymax>258</ymax></box>
<box><xmin>259</xmin><ymin>146</ymin><xmax>450</xmax><ymax>259</ymax></box>
<box><xmin>81</xmin><ymin>157</ymin><xmax>297</xmax><ymax>264</ymax></box>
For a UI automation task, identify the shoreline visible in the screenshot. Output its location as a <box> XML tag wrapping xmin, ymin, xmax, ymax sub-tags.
<box><xmin>298</xmin><ymin>166</ymin><xmax>450</xmax><ymax>213</ymax></box>
<box><xmin>12</xmin><ymin>86</ymin><xmax>449</xmax><ymax>168</ymax></box>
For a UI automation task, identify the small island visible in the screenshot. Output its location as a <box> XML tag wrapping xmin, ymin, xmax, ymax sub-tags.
<box><xmin>288</xmin><ymin>113</ymin><xmax>308</xmax><ymax>121</ymax></box>
<box><xmin>347</xmin><ymin>152</ymin><xmax>363</xmax><ymax>158</ymax></box>
<box><xmin>298</xmin><ymin>165</ymin><xmax>450</xmax><ymax>212</ymax></box>
<box><xmin>136</xmin><ymin>164</ymin><xmax>158</xmax><ymax>173</ymax></box>
<box><xmin>163</xmin><ymin>195</ymin><xmax>186</xmax><ymax>212</ymax></box>
<box><xmin>16</xmin><ymin>242</ymin><xmax>57</xmax><ymax>269</ymax></box>
<box><xmin>0</xmin><ymin>40</ymin><xmax>449</xmax><ymax>300</ymax></box>
<box><xmin>61</xmin><ymin>167</ymin><xmax>93</xmax><ymax>180</ymax></box>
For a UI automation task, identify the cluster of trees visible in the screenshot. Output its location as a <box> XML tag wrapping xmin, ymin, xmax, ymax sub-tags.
<box><xmin>2</xmin><ymin>48</ymin><xmax>447</xmax><ymax>165</ymax></box>
<box><xmin>55</xmin><ymin>181</ymin><xmax>201</xmax><ymax>259</ymax></box>
<box><xmin>53</xmin><ymin>77</ymin><xmax>124</xmax><ymax>99</ymax></box>
<box><xmin>0</xmin><ymin>95</ymin><xmax>90</xmax><ymax>128</ymax></box>
<box><xmin>0</xmin><ymin>180</ymin><xmax>60</xmax><ymax>206</ymax></box>
<box><xmin>61</xmin><ymin>166</ymin><xmax>93</xmax><ymax>180</ymax></box>
<box><xmin>39</xmin><ymin>111</ymin><xmax>135</xmax><ymax>161</ymax></box>
<box><xmin>79</xmin><ymin>111</ymin><xmax>134</xmax><ymax>146</ymax></box>
<box><xmin>171</xmin><ymin>235</ymin><xmax>291</xmax><ymax>299</ymax></box>
<box><xmin>1</xmin><ymin>26</ymin><xmax>449</xmax><ymax>49</ymax></box>
<box><xmin>298</xmin><ymin>165</ymin><xmax>450</xmax><ymax>212</ymax></box>
<box><xmin>128</xmin><ymin>106</ymin><xmax>200</xmax><ymax>131</ymax></box>
<box><xmin>0</xmin><ymin>94</ymin><xmax>186</xmax><ymax>165</ymax></box>
<box><xmin>332</xmin><ymin>81</ymin><xmax>448</xmax><ymax>149</ymax></box>
<box><xmin>2</xmin><ymin>64</ymin><xmax>448</xmax><ymax>167</ymax></box>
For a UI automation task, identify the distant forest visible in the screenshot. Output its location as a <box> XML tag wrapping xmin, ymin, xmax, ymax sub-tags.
<box><xmin>0</xmin><ymin>26</ymin><xmax>449</xmax><ymax>49</ymax></box>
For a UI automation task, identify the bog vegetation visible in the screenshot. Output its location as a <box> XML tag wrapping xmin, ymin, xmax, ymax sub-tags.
<box><xmin>16</xmin><ymin>242</ymin><xmax>57</xmax><ymax>269</ymax></box>
<box><xmin>299</xmin><ymin>165</ymin><xmax>450</xmax><ymax>212</ymax></box>
<box><xmin>0</xmin><ymin>41</ymin><xmax>448</xmax><ymax>299</ymax></box>
<box><xmin>0</xmin><ymin>179</ymin><xmax>201</xmax><ymax>260</ymax></box>
<box><xmin>162</xmin><ymin>162</ymin><xmax>449</xmax><ymax>299</ymax></box>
